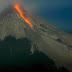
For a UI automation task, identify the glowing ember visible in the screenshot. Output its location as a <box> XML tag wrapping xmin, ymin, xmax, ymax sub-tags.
<box><xmin>14</xmin><ymin>4</ymin><xmax>33</xmax><ymax>28</ymax></box>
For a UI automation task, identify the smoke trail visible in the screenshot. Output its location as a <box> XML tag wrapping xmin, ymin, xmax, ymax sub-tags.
<box><xmin>0</xmin><ymin>0</ymin><xmax>38</xmax><ymax>13</ymax></box>
<box><xmin>0</xmin><ymin>0</ymin><xmax>21</xmax><ymax>13</ymax></box>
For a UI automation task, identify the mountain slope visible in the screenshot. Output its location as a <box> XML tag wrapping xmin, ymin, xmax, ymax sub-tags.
<box><xmin>0</xmin><ymin>7</ymin><xmax>72</xmax><ymax>71</ymax></box>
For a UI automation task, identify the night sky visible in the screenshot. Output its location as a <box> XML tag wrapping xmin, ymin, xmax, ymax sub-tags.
<box><xmin>23</xmin><ymin>0</ymin><xmax>72</xmax><ymax>31</ymax></box>
<box><xmin>38</xmin><ymin>5</ymin><xmax>72</xmax><ymax>31</ymax></box>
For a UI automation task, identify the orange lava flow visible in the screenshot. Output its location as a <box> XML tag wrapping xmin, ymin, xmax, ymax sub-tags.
<box><xmin>14</xmin><ymin>4</ymin><xmax>33</xmax><ymax>28</ymax></box>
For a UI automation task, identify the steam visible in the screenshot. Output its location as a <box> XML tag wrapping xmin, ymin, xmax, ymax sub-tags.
<box><xmin>0</xmin><ymin>0</ymin><xmax>20</xmax><ymax>13</ymax></box>
<box><xmin>0</xmin><ymin>0</ymin><xmax>10</xmax><ymax>12</ymax></box>
<box><xmin>0</xmin><ymin>0</ymin><xmax>71</xmax><ymax>13</ymax></box>
<box><xmin>0</xmin><ymin>0</ymin><xmax>37</xmax><ymax>13</ymax></box>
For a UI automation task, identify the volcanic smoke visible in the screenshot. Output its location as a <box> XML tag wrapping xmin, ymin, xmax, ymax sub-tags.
<box><xmin>14</xmin><ymin>4</ymin><xmax>33</xmax><ymax>28</ymax></box>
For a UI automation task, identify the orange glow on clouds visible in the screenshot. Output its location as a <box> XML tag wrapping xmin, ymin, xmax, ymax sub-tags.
<box><xmin>14</xmin><ymin>4</ymin><xmax>33</xmax><ymax>28</ymax></box>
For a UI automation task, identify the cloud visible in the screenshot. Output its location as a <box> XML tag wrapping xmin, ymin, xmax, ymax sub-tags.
<box><xmin>0</xmin><ymin>0</ymin><xmax>72</xmax><ymax>13</ymax></box>
<box><xmin>0</xmin><ymin>0</ymin><xmax>10</xmax><ymax>12</ymax></box>
<box><xmin>0</xmin><ymin>0</ymin><xmax>21</xmax><ymax>13</ymax></box>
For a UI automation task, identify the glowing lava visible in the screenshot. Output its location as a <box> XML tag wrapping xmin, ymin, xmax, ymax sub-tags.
<box><xmin>14</xmin><ymin>4</ymin><xmax>33</xmax><ymax>28</ymax></box>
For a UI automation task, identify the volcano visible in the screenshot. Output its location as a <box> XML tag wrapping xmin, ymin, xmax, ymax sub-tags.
<box><xmin>0</xmin><ymin>5</ymin><xmax>72</xmax><ymax>71</ymax></box>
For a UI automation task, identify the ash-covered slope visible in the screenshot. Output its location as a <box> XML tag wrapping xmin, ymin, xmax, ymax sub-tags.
<box><xmin>0</xmin><ymin>6</ymin><xmax>72</xmax><ymax>71</ymax></box>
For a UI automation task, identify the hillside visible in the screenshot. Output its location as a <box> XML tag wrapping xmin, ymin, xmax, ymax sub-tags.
<box><xmin>0</xmin><ymin>6</ymin><xmax>72</xmax><ymax>71</ymax></box>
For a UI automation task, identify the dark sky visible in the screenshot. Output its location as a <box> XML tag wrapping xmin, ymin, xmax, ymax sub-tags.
<box><xmin>38</xmin><ymin>5</ymin><xmax>72</xmax><ymax>31</ymax></box>
<box><xmin>0</xmin><ymin>0</ymin><xmax>72</xmax><ymax>31</ymax></box>
<box><xmin>23</xmin><ymin>0</ymin><xmax>72</xmax><ymax>31</ymax></box>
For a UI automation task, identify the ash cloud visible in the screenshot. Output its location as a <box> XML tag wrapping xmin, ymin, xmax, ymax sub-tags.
<box><xmin>0</xmin><ymin>0</ymin><xmax>10</xmax><ymax>13</ymax></box>
<box><xmin>0</xmin><ymin>0</ymin><xmax>20</xmax><ymax>13</ymax></box>
<box><xmin>0</xmin><ymin>0</ymin><xmax>72</xmax><ymax>13</ymax></box>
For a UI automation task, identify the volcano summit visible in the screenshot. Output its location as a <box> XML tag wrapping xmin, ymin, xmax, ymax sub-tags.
<box><xmin>0</xmin><ymin>5</ymin><xmax>72</xmax><ymax>71</ymax></box>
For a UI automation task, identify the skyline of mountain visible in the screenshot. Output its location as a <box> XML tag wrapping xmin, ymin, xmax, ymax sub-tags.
<box><xmin>0</xmin><ymin>0</ymin><xmax>72</xmax><ymax>31</ymax></box>
<box><xmin>0</xmin><ymin>6</ymin><xmax>72</xmax><ymax>72</ymax></box>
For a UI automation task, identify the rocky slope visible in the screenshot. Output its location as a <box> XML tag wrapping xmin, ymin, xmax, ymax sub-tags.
<box><xmin>0</xmin><ymin>6</ymin><xmax>72</xmax><ymax>71</ymax></box>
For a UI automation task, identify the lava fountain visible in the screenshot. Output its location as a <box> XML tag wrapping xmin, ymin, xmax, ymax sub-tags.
<box><xmin>14</xmin><ymin>4</ymin><xmax>33</xmax><ymax>28</ymax></box>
